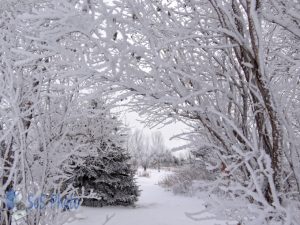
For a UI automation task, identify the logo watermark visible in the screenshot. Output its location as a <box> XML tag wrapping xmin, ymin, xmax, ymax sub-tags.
<box><xmin>5</xmin><ymin>190</ymin><xmax>81</xmax><ymax>211</ymax></box>
<box><xmin>5</xmin><ymin>189</ymin><xmax>16</xmax><ymax>210</ymax></box>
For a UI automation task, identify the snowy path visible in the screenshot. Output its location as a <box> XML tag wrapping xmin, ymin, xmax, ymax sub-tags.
<box><xmin>68</xmin><ymin>169</ymin><xmax>227</xmax><ymax>225</ymax></box>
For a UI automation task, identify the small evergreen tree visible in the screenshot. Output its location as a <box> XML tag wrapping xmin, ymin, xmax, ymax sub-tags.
<box><xmin>71</xmin><ymin>99</ymin><xmax>139</xmax><ymax>207</ymax></box>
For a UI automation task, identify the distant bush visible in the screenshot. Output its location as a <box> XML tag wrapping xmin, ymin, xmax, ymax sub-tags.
<box><xmin>137</xmin><ymin>170</ymin><xmax>150</xmax><ymax>178</ymax></box>
<box><xmin>158</xmin><ymin>164</ymin><xmax>214</xmax><ymax>195</ymax></box>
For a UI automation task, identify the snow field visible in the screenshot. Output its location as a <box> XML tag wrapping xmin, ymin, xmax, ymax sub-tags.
<box><xmin>69</xmin><ymin>169</ymin><xmax>231</xmax><ymax>225</ymax></box>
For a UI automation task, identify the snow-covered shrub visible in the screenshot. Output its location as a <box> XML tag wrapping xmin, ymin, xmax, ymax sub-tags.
<box><xmin>159</xmin><ymin>164</ymin><xmax>213</xmax><ymax>195</ymax></box>
<box><xmin>137</xmin><ymin>170</ymin><xmax>150</xmax><ymax>178</ymax></box>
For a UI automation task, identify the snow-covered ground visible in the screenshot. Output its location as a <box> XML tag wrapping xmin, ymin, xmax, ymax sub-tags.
<box><xmin>68</xmin><ymin>169</ymin><xmax>230</xmax><ymax>225</ymax></box>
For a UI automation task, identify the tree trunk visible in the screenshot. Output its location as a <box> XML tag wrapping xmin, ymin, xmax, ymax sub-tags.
<box><xmin>247</xmin><ymin>0</ymin><xmax>283</xmax><ymax>202</ymax></box>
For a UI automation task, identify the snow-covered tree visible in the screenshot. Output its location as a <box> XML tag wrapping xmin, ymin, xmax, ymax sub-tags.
<box><xmin>128</xmin><ymin>129</ymin><xmax>153</xmax><ymax>171</ymax></box>
<box><xmin>0</xmin><ymin>0</ymin><xmax>120</xmax><ymax>224</ymax></box>
<box><xmin>99</xmin><ymin>0</ymin><xmax>300</xmax><ymax>224</ymax></box>
<box><xmin>150</xmin><ymin>131</ymin><xmax>166</xmax><ymax>171</ymax></box>
<box><xmin>70</xmin><ymin>99</ymin><xmax>139</xmax><ymax>207</ymax></box>
<box><xmin>128</xmin><ymin>130</ymin><xmax>173</xmax><ymax>171</ymax></box>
